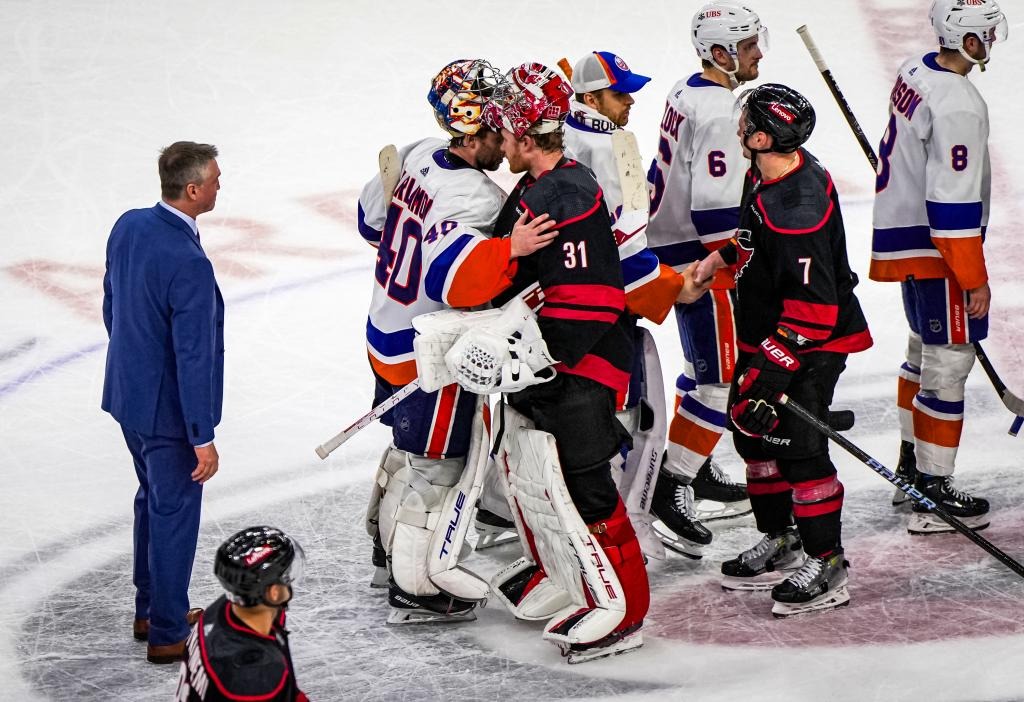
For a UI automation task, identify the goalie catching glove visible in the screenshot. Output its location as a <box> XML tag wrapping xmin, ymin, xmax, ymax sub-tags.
<box><xmin>731</xmin><ymin>331</ymin><xmax>802</xmax><ymax>437</ymax></box>
<box><xmin>444</xmin><ymin>297</ymin><xmax>556</xmax><ymax>394</ymax></box>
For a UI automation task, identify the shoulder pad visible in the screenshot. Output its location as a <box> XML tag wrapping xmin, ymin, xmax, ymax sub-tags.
<box><xmin>523</xmin><ymin>162</ymin><xmax>603</xmax><ymax>224</ymax></box>
<box><xmin>756</xmin><ymin>163</ymin><xmax>834</xmax><ymax>235</ymax></box>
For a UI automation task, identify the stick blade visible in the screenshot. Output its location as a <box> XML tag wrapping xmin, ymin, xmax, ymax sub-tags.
<box><xmin>611</xmin><ymin>129</ymin><xmax>648</xmax><ymax>214</ymax></box>
<box><xmin>378</xmin><ymin>144</ymin><xmax>400</xmax><ymax>206</ymax></box>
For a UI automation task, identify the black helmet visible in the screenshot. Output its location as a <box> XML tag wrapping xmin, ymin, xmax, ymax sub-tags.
<box><xmin>742</xmin><ymin>83</ymin><xmax>815</xmax><ymax>153</ymax></box>
<box><xmin>214</xmin><ymin>526</ymin><xmax>305</xmax><ymax>607</ymax></box>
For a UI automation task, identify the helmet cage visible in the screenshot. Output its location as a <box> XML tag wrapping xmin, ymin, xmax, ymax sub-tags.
<box><xmin>428</xmin><ymin>59</ymin><xmax>503</xmax><ymax>137</ymax></box>
<box><xmin>482</xmin><ymin>63</ymin><xmax>572</xmax><ymax>138</ymax></box>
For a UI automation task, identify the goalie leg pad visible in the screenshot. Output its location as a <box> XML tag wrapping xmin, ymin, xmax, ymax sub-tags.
<box><xmin>490</xmin><ymin>556</ymin><xmax>573</xmax><ymax>620</ymax></box>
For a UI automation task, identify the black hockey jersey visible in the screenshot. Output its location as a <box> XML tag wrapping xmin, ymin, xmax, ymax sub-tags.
<box><xmin>732</xmin><ymin>149</ymin><xmax>872</xmax><ymax>355</ymax></box>
<box><xmin>492</xmin><ymin>158</ymin><xmax>632</xmax><ymax>396</ymax></box>
<box><xmin>175</xmin><ymin>596</ymin><xmax>307</xmax><ymax>702</ymax></box>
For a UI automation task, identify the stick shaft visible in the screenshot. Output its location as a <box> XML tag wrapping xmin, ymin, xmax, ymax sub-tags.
<box><xmin>315</xmin><ymin>380</ymin><xmax>420</xmax><ymax>459</ymax></box>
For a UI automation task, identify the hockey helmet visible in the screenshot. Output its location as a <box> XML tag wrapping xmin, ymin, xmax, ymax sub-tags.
<box><xmin>691</xmin><ymin>1</ymin><xmax>769</xmax><ymax>62</ymax></box>
<box><xmin>215</xmin><ymin>526</ymin><xmax>306</xmax><ymax>607</ymax></box>
<box><xmin>482</xmin><ymin>62</ymin><xmax>572</xmax><ymax>138</ymax></box>
<box><xmin>741</xmin><ymin>83</ymin><xmax>816</xmax><ymax>154</ymax></box>
<box><xmin>428</xmin><ymin>59</ymin><xmax>503</xmax><ymax>137</ymax></box>
<box><xmin>930</xmin><ymin>0</ymin><xmax>1007</xmax><ymax>65</ymax></box>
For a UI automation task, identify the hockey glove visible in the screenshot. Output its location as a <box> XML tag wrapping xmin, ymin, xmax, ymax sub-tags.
<box><xmin>731</xmin><ymin>333</ymin><xmax>802</xmax><ymax>438</ymax></box>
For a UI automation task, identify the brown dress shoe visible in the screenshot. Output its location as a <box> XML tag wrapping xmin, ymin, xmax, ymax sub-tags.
<box><xmin>133</xmin><ymin>608</ymin><xmax>204</xmax><ymax>642</ymax></box>
<box><xmin>147</xmin><ymin>639</ymin><xmax>186</xmax><ymax>664</ymax></box>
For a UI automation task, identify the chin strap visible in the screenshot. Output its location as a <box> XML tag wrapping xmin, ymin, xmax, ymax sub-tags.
<box><xmin>960</xmin><ymin>46</ymin><xmax>990</xmax><ymax>72</ymax></box>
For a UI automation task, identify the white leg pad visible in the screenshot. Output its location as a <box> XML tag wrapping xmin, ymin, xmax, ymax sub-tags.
<box><xmin>503</xmin><ymin>425</ymin><xmax>626</xmax><ymax>646</ymax></box>
<box><xmin>366</xmin><ymin>446</ymin><xmax>406</xmax><ymax>538</ymax></box>
<box><xmin>490</xmin><ymin>555</ymin><xmax>573</xmax><ymax>620</ymax></box>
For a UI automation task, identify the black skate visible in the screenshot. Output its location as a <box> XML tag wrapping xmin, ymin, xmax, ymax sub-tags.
<box><xmin>908</xmin><ymin>474</ymin><xmax>990</xmax><ymax>534</ymax></box>
<box><xmin>370</xmin><ymin>532</ymin><xmax>388</xmax><ymax>589</ymax></box>
<box><xmin>651</xmin><ymin>469</ymin><xmax>712</xmax><ymax>559</ymax></box>
<box><xmin>721</xmin><ymin>527</ymin><xmax>805</xmax><ymax>591</ymax></box>
<box><xmin>560</xmin><ymin>621</ymin><xmax>643</xmax><ymax>664</ymax></box>
<box><xmin>771</xmin><ymin>550</ymin><xmax>850</xmax><ymax>617</ymax></box>
<box><xmin>474</xmin><ymin>506</ymin><xmax>518</xmax><ymax>551</ymax></box>
<box><xmin>891</xmin><ymin>441</ymin><xmax>919</xmax><ymax>507</ymax></box>
<box><xmin>387</xmin><ymin>579</ymin><xmax>480</xmax><ymax>624</ymax></box>
<box><xmin>691</xmin><ymin>457</ymin><xmax>752</xmax><ymax>521</ymax></box>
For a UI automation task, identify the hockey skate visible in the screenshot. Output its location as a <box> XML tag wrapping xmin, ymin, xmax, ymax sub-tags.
<box><xmin>650</xmin><ymin>469</ymin><xmax>712</xmax><ymax>559</ymax></box>
<box><xmin>560</xmin><ymin>622</ymin><xmax>643</xmax><ymax>664</ymax></box>
<box><xmin>370</xmin><ymin>533</ymin><xmax>389</xmax><ymax>589</ymax></box>
<box><xmin>473</xmin><ymin>506</ymin><xmax>519</xmax><ymax>550</ymax></box>
<box><xmin>908</xmin><ymin>474</ymin><xmax>990</xmax><ymax>534</ymax></box>
<box><xmin>386</xmin><ymin>579</ymin><xmax>481</xmax><ymax>624</ymax></box>
<box><xmin>721</xmin><ymin>528</ymin><xmax>805</xmax><ymax>591</ymax></box>
<box><xmin>771</xmin><ymin>550</ymin><xmax>850</xmax><ymax>618</ymax></box>
<box><xmin>891</xmin><ymin>441</ymin><xmax>919</xmax><ymax>507</ymax></box>
<box><xmin>691</xmin><ymin>457</ymin><xmax>752</xmax><ymax>521</ymax></box>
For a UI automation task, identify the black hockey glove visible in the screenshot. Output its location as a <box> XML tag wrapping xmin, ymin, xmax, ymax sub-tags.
<box><xmin>731</xmin><ymin>332</ymin><xmax>802</xmax><ymax>438</ymax></box>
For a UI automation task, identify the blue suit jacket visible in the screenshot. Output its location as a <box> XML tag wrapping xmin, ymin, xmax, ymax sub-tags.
<box><xmin>102</xmin><ymin>204</ymin><xmax>224</xmax><ymax>444</ymax></box>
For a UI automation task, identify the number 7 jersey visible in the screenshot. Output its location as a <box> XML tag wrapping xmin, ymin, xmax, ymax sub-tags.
<box><xmin>357</xmin><ymin>138</ymin><xmax>510</xmax><ymax>386</ymax></box>
<box><xmin>870</xmin><ymin>52</ymin><xmax>991</xmax><ymax>291</ymax></box>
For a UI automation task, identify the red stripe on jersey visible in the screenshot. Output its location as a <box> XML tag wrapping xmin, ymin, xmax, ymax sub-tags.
<box><xmin>811</xmin><ymin>328</ymin><xmax>874</xmax><ymax>354</ymax></box>
<box><xmin>540</xmin><ymin>306</ymin><xmax>621</xmax><ymax>324</ymax></box>
<box><xmin>545</xmin><ymin>284</ymin><xmax>625</xmax><ymax>310</ymax></box>
<box><xmin>756</xmin><ymin>174</ymin><xmax>835</xmax><ymax>235</ymax></box>
<box><xmin>555</xmin><ymin>191</ymin><xmax>603</xmax><ymax>228</ymax></box>
<box><xmin>712</xmin><ymin>289</ymin><xmax>737</xmax><ymax>382</ymax></box>
<box><xmin>557</xmin><ymin>354</ymin><xmax>630</xmax><ymax>393</ymax></box>
<box><xmin>781</xmin><ymin>299</ymin><xmax>838</xmax><ymax>334</ymax></box>
<box><xmin>426</xmin><ymin>384</ymin><xmax>459</xmax><ymax>458</ymax></box>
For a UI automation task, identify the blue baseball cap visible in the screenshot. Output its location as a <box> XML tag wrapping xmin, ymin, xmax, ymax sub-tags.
<box><xmin>570</xmin><ymin>51</ymin><xmax>651</xmax><ymax>94</ymax></box>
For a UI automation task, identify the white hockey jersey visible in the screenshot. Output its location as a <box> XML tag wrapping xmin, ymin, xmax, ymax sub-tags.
<box><xmin>645</xmin><ymin>73</ymin><xmax>745</xmax><ymax>289</ymax></box>
<box><xmin>563</xmin><ymin>100</ymin><xmax>683</xmax><ymax>324</ymax></box>
<box><xmin>870</xmin><ymin>52</ymin><xmax>990</xmax><ymax>291</ymax></box>
<box><xmin>357</xmin><ymin>138</ymin><xmax>510</xmax><ymax>385</ymax></box>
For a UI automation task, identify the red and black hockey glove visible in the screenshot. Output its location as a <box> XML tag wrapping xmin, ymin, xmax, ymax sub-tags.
<box><xmin>731</xmin><ymin>332</ymin><xmax>802</xmax><ymax>438</ymax></box>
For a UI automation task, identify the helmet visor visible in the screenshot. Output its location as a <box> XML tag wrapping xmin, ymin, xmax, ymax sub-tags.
<box><xmin>279</xmin><ymin>540</ymin><xmax>306</xmax><ymax>587</ymax></box>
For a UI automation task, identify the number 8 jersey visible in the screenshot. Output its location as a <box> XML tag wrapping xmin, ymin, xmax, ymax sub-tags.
<box><xmin>870</xmin><ymin>52</ymin><xmax>990</xmax><ymax>291</ymax></box>
<box><xmin>357</xmin><ymin>138</ymin><xmax>511</xmax><ymax>386</ymax></box>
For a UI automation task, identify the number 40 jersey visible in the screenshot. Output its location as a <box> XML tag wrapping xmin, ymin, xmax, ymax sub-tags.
<box><xmin>870</xmin><ymin>52</ymin><xmax>991</xmax><ymax>292</ymax></box>
<box><xmin>357</xmin><ymin>138</ymin><xmax>511</xmax><ymax>386</ymax></box>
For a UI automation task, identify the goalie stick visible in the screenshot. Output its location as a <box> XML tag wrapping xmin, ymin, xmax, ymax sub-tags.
<box><xmin>611</xmin><ymin>129</ymin><xmax>649</xmax><ymax>214</ymax></box>
<box><xmin>780</xmin><ymin>394</ymin><xmax>1024</xmax><ymax>580</ymax></box>
<box><xmin>797</xmin><ymin>26</ymin><xmax>1024</xmax><ymax>436</ymax></box>
<box><xmin>378</xmin><ymin>144</ymin><xmax>400</xmax><ymax>208</ymax></box>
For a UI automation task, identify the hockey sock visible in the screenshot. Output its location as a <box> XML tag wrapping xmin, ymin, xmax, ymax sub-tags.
<box><xmin>897</xmin><ymin>362</ymin><xmax>921</xmax><ymax>443</ymax></box>
<box><xmin>590</xmin><ymin>499</ymin><xmax>650</xmax><ymax>631</ymax></box>
<box><xmin>791</xmin><ymin>475</ymin><xmax>844</xmax><ymax>558</ymax></box>
<box><xmin>745</xmin><ymin>460</ymin><xmax>794</xmax><ymax>535</ymax></box>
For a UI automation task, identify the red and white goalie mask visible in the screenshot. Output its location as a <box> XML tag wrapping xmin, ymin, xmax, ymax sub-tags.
<box><xmin>483</xmin><ymin>62</ymin><xmax>572</xmax><ymax>138</ymax></box>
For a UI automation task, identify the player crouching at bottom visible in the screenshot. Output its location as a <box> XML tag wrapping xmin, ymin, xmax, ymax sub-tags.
<box><xmin>175</xmin><ymin>526</ymin><xmax>309</xmax><ymax>701</ymax></box>
<box><xmin>697</xmin><ymin>84</ymin><xmax>872</xmax><ymax>617</ymax></box>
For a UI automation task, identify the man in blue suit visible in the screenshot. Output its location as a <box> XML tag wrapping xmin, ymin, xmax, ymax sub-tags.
<box><xmin>102</xmin><ymin>141</ymin><xmax>224</xmax><ymax>664</ymax></box>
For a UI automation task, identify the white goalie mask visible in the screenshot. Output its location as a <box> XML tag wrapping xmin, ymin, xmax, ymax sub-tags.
<box><xmin>930</xmin><ymin>0</ymin><xmax>1008</xmax><ymax>69</ymax></box>
<box><xmin>691</xmin><ymin>1</ymin><xmax>769</xmax><ymax>64</ymax></box>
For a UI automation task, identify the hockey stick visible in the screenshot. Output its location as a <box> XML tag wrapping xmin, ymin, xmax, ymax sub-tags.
<box><xmin>379</xmin><ymin>144</ymin><xmax>400</xmax><ymax>208</ymax></box>
<box><xmin>779</xmin><ymin>394</ymin><xmax>1024</xmax><ymax>580</ymax></box>
<box><xmin>796</xmin><ymin>25</ymin><xmax>879</xmax><ymax>171</ymax></box>
<box><xmin>611</xmin><ymin>129</ymin><xmax>649</xmax><ymax>214</ymax></box>
<box><xmin>799</xmin><ymin>29</ymin><xmax>1024</xmax><ymax>436</ymax></box>
<box><xmin>972</xmin><ymin>342</ymin><xmax>1024</xmax><ymax>435</ymax></box>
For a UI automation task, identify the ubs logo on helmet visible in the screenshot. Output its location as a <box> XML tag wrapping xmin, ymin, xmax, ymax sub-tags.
<box><xmin>768</xmin><ymin>102</ymin><xmax>795</xmax><ymax>123</ymax></box>
<box><xmin>700</xmin><ymin>9</ymin><xmax>722</xmax><ymax>18</ymax></box>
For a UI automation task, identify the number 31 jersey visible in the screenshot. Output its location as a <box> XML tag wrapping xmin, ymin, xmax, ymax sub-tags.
<box><xmin>357</xmin><ymin>138</ymin><xmax>510</xmax><ymax>386</ymax></box>
<box><xmin>870</xmin><ymin>52</ymin><xmax>990</xmax><ymax>291</ymax></box>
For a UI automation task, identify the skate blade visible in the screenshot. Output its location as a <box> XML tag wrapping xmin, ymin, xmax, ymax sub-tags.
<box><xmin>721</xmin><ymin>567</ymin><xmax>800</xmax><ymax>592</ymax></box>
<box><xmin>386</xmin><ymin>608</ymin><xmax>477</xmax><ymax>625</ymax></box>
<box><xmin>652</xmin><ymin>521</ymin><xmax>703</xmax><ymax>560</ymax></box>
<box><xmin>908</xmin><ymin>512</ymin><xmax>990</xmax><ymax>534</ymax></box>
<box><xmin>564</xmin><ymin>632</ymin><xmax>643</xmax><ymax>664</ymax></box>
<box><xmin>771</xmin><ymin>585</ymin><xmax>850</xmax><ymax>618</ymax></box>
<box><xmin>695</xmin><ymin>498</ymin><xmax>752</xmax><ymax>522</ymax></box>
<box><xmin>471</xmin><ymin>528</ymin><xmax>520</xmax><ymax>556</ymax></box>
<box><xmin>370</xmin><ymin>566</ymin><xmax>389</xmax><ymax>589</ymax></box>
<box><xmin>891</xmin><ymin>487</ymin><xmax>910</xmax><ymax>507</ymax></box>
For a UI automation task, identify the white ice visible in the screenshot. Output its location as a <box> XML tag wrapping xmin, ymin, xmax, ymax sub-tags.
<box><xmin>1</xmin><ymin>0</ymin><xmax>1023</xmax><ymax>700</ymax></box>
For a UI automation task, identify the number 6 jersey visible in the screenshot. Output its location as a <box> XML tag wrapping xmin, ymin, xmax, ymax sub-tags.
<box><xmin>870</xmin><ymin>52</ymin><xmax>990</xmax><ymax>291</ymax></box>
<box><xmin>357</xmin><ymin>138</ymin><xmax>511</xmax><ymax>386</ymax></box>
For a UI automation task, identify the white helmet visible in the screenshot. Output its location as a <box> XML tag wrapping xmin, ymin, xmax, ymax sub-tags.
<box><xmin>691</xmin><ymin>2</ymin><xmax>768</xmax><ymax>62</ymax></box>
<box><xmin>930</xmin><ymin>0</ymin><xmax>1008</xmax><ymax>68</ymax></box>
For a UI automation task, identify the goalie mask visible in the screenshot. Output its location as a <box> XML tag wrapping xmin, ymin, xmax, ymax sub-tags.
<box><xmin>741</xmin><ymin>83</ymin><xmax>816</xmax><ymax>154</ymax></box>
<box><xmin>428</xmin><ymin>59</ymin><xmax>503</xmax><ymax>137</ymax></box>
<box><xmin>691</xmin><ymin>1</ymin><xmax>769</xmax><ymax>78</ymax></box>
<box><xmin>215</xmin><ymin>526</ymin><xmax>306</xmax><ymax>608</ymax></box>
<box><xmin>930</xmin><ymin>0</ymin><xmax>1008</xmax><ymax>69</ymax></box>
<box><xmin>482</xmin><ymin>63</ymin><xmax>572</xmax><ymax>138</ymax></box>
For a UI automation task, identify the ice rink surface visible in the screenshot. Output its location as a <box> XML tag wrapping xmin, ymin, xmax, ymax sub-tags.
<box><xmin>2</xmin><ymin>0</ymin><xmax>1023</xmax><ymax>699</ymax></box>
